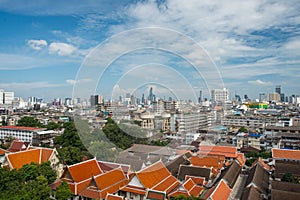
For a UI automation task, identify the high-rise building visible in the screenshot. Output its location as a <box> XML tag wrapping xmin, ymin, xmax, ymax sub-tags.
<box><xmin>275</xmin><ymin>85</ymin><xmax>281</xmax><ymax>94</ymax></box>
<box><xmin>259</xmin><ymin>93</ymin><xmax>267</xmax><ymax>102</ymax></box>
<box><xmin>198</xmin><ymin>90</ymin><xmax>202</xmax><ymax>103</ymax></box>
<box><xmin>4</xmin><ymin>92</ymin><xmax>14</xmax><ymax>104</ymax></box>
<box><xmin>148</xmin><ymin>87</ymin><xmax>154</xmax><ymax>103</ymax></box>
<box><xmin>269</xmin><ymin>93</ymin><xmax>280</xmax><ymax>102</ymax></box>
<box><xmin>211</xmin><ymin>88</ymin><xmax>230</xmax><ymax>104</ymax></box>
<box><xmin>90</xmin><ymin>95</ymin><xmax>99</xmax><ymax>107</ymax></box>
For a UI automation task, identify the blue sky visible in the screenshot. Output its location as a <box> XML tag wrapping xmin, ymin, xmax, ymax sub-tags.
<box><xmin>0</xmin><ymin>0</ymin><xmax>300</xmax><ymax>101</ymax></box>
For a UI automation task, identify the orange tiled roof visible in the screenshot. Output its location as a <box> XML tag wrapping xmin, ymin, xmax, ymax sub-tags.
<box><xmin>185</xmin><ymin>175</ymin><xmax>206</xmax><ymax>186</ymax></box>
<box><xmin>209</xmin><ymin>179</ymin><xmax>231</xmax><ymax>200</ymax></box>
<box><xmin>136</xmin><ymin>161</ymin><xmax>179</xmax><ymax>190</ymax></box>
<box><xmin>106</xmin><ymin>194</ymin><xmax>124</xmax><ymax>200</ymax></box>
<box><xmin>251</xmin><ymin>157</ymin><xmax>271</xmax><ymax>171</ymax></box>
<box><xmin>169</xmin><ymin>178</ymin><xmax>203</xmax><ymax>198</ymax></box>
<box><xmin>199</xmin><ymin>145</ymin><xmax>237</xmax><ymax>158</ymax></box>
<box><xmin>190</xmin><ymin>156</ymin><xmax>223</xmax><ymax>170</ymax></box>
<box><xmin>67</xmin><ymin>158</ymin><xmax>103</xmax><ymax>183</ymax></box>
<box><xmin>121</xmin><ymin>185</ymin><xmax>147</xmax><ymax>195</ymax></box>
<box><xmin>0</xmin><ymin>148</ymin><xmax>7</xmax><ymax>155</ymax></box>
<box><xmin>7</xmin><ymin>148</ymin><xmax>54</xmax><ymax>169</ymax></box>
<box><xmin>93</xmin><ymin>167</ymin><xmax>128</xmax><ymax>197</ymax></box>
<box><xmin>169</xmin><ymin>190</ymin><xmax>189</xmax><ymax>198</ymax></box>
<box><xmin>272</xmin><ymin>148</ymin><xmax>300</xmax><ymax>161</ymax></box>
<box><xmin>236</xmin><ymin>153</ymin><xmax>246</xmax><ymax>166</ymax></box>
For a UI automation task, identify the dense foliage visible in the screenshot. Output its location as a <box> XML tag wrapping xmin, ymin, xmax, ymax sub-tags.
<box><xmin>54</xmin><ymin>121</ymin><xmax>92</xmax><ymax>165</ymax></box>
<box><xmin>102</xmin><ymin>118</ymin><xmax>148</xmax><ymax>149</ymax></box>
<box><xmin>16</xmin><ymin>116</ymin><xmax>62</xmax><ymax>130</ymax></box>
<box><xmin>17</xmin><ymin>116</ymin><xmax>43</xmax><ymax>128</ymax></box>
<box><xmin>245</xmin><ymin>151</ymin><xmax>272</xmax><ymax>166</ymax></box>
<box><xmin>282</xmin><ymin>173</ymin><xmax>299</xmax><ymax>184</ymax></box>
<box><xmin>0</xmin><ymin>162</ymin><xmax>58</xmax><ymax>199</ymax></box>
<box><xmin>55</xmin><ymin>181</ymin><xmax>73</xmax><ymax>200</ymax></box>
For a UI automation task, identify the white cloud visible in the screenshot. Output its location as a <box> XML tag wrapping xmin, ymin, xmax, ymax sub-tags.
<box><xmin>248</xmin><ymin>79</ymin><xmax>273</xmax><ymax>86</ymax></box>
<box><xmin>66</xmin><ymin>79</ymin><xmax>92</xmax><ymax>85</ymax></box>
<box><xmin>0</xmin><ymin>81</ymin><xmax>66</xmax><ymax>90</ymax></box>
<box><xmin>27</xmin><ymin>39</ymin><xmax>48</xmax><ymax>50</ymax></box>
<box><xmin>49</xmin><ymin>42</ymin><xmax>77</xmax><ymax>56</ymax></box>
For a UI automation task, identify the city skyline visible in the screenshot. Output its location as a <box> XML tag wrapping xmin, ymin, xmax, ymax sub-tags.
<box><xmin>0</xmin><ymin>1</ymin><xmax>300</xmax><ymax>101</ymax></box>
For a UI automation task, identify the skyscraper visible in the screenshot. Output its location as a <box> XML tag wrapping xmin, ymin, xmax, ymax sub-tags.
<box><xmin>275</xmin><ymin>85</ymin><xmax>281</xmax><ymax>94</ymax></box>
<box><xmin>148</xmin><ymin>87</ymin><xmax>154</xmax><ymax>102</ymax></box>
<box><xmin>211</xmin><ymin>88</ymin><xmax>230</xmax><ymax>104</ymax></box>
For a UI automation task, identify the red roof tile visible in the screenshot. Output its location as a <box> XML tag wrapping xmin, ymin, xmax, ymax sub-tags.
<box><xmin>121</xmin><ymin>185</ymin><xmax>147</xmax><ymax>195</ymax></box>
<box><xmin>94</xmin><ymin>167</ymin><xmax>128</xmax><ymax>196</ymax></box>
<box><xmin>190</xmin><ymin>156</ymin><xmax>223</xmax><ymax>170</ymax></box>
<box><xmin>209</xmin><ymin>179</ymin><xmax>231</xmax><ymax>200</ymax></box>
<box><xmin>199</xmin><ymin>145</ymin><xmax>237</xmax><ymax>158</ymax></box>
<box><xmin>237</xmin><ymin>153</ymin><xmax>246</xmax><ymax>166</ymax></box>
<box><xmin>67</xmin><ymin>158</ymin><xmax>103</xmax><ymax>183</ymax></box>
<box><xmin>106</xmin><ymin>194</ymin><xmax>124</xmax><ymax>200</ymax></box>
<box><xmin>0</xmin><ymin>126</ymin><xmax>43</xmax><ymax>131</ymax></box>
<box><xmin>8</xmin><ymin>140</ymin><xmax>28</xmax><ymax>152</ymax></box>
<box><xmin>146</xmin><ymin>190</ymin><xmax>166</xmax><ymax>200</ymax></box>
<box><xmin>272</xmin><ymin>148</ymin><xmax>300</xmax><ymax>161</ymax></box>
<box><xmin>185</xmin><ymin>175</ymin><xmax>206</xmax><ymax>186</ymax></box>
<box><xmin>7</xmin><ymin>148</ymin><xmax>54</xmax><ymax>169</ymax></box>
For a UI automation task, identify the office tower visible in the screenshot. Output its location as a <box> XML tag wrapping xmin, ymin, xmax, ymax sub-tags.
<box><xmin>141</xmin><ymin>93</ymin><xmax>145</xmax><ymax>104</ymax></box>
<box><xmin>90</xmin><ymin>95</ymin><xmax>99</xmax><ymax>107</ymax></box>
<box><xmin>280</xmin><ymin>93</ymin><xmax>285</xmax><ymax>102</ymax></box>
<box><xmin>211</xmin><ymin>88</ymin><xmax>230</xmax><ymax>103</ymax></box>
<box><xmin>3</xmin><ymin>92</ymin><xmax>14</xmax><ymax>104</ymax></box>
<box><xmin>198</xmin><ymin>90</ymin><xmax>202</xmax><ymax>103</ymax></box>
<box><xmin>269</xmin><ymin>93</ymin><xmax>280</xmax><ymax>102</ymax></box>
<box><xmin>259</xmin><ymin>93</ymin><xmax>267</xmax><ymax>102</ymax></box>
<box><xmin>275</xmin><ymin>85</ymin><xmax>281</xmax><ymax>94</ymax></box>
<box><xmin>148</xmin><ymin>87</ymin><xmax>154</xmax><ymax>102</ymax></box>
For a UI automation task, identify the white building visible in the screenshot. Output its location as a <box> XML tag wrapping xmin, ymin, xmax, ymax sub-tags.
<box><xmin>211</xmin><ymin>88</ymin><xmax>230</xmax><ymax>104</ymax></box>
<box><xmin>0</xmin><ymin>126</ymin><xmax>45</xmax><ymax>143</ymax></box>
<box><xmin>0</xmin><ymin>90</ymin><xmax>14</xmax><ymax>105</ymax></box>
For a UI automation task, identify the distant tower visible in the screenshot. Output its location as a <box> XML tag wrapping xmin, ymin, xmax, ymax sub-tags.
<box><xmin>148</xmin><ymin>87</ymin><xmax>154</xmax><ymax>102</ymax></box>
<box><xmin>275</xmin><ymin>85</ymin><xmax>281</xmax><ymax>94</ymax></box>
<box><xmin>141</xmin><ymin>93</ymin><xmax>145</xmax><ymax>104</ymax></box>
<box><xmin>198</xmin><ymin>90</ymin><xmax>202</xmax><ymax>103</ymax></box>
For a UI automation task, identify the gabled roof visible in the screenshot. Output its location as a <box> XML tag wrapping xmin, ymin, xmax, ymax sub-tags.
<box><xmin>8</xmin><ymin>140</ymin><xmax>28</xmax><ymax>152</ymax></box>
<box><xmin>182</xmin><ymin>178</ymin><xmax>204</xmax><ymax>197</ymax></box>
<box><xmin>272</xmin><ymin>148</ymin><xmax>300</xmax><ymax>161</ymax></box>
<box><xmin>185</xmin><ymin>175</ymin><xmax>206</xmax><ymax>186</ymax></box>
<box><xmin>146</xmin><ymin>190</ymin><xmax>166</xmax><ymax>200</ymax></box>
<box><xmin>190</xmin><ymin>156</ymin><xmax>223</xmax><ymax>170</ymax></box>
<box><xmin>178</xmin><ymin>165</ymin><xmax>211</xmax><ymax>181</ymax></box>
<box><xmin>251</xmin><ymin>157</ymin><xmax>270</xmax><ymax>171</ymax></box>
<box><xmin>236</xmin><ymin>153</ymin><xmax>246</xmax><ymax>166</ymax></box>
<box><xmin>241</xmin><ymin>185</ymin><xmax>261</xmax><ymax>200</ymax></box>
<box><xmin>80</xmin><ymin>167</ymin><xmax>128</xmax><ymax>199</ymax></box>
<box><xmin>122</xmin><ymin>161</ymin><xmax>180</xmax><ymax>195</ymax></box>
<box><xmin>199</xmin><ymin>145</ymin><xmax>237</xmax><ymax>158</ymax></box>
<box><xmin>245</xmin><ymin>162</ymin><xmax>269</xmax><ymax>195</ymax></box>
<box><xmin>136</xmin><ymin>161</ymin><xmax>179</xmax><ymax>193</ymax></box>
<box><xmin>6</xmin><ymin>148</ymin><xmax>54</xmax><ymax>169</ymax></box>
<box><xmin>166</xmin><ymin>152</ymin><xmax>191</xmax><ymax>176</ymax></box>
<box><xmin>0</xmin><ymin>148</ymin><xmax>8</xmax><ymax>155</ymax></box>
<box><xmin>223</xmin><ymin>160</ymin><xmax>242</xmax><ymax>188</ymax></box>
<box><xmin>98</xmin><ymin>160</ymin><xmax>131</xmax><ymax>174</ymax></box>
<box><xmin>209</xmin><ymin>179</ymin><xmax>232</xmax><ymax>200</ymax></box>
<box><xmin>271</xmin><ymin>180</ymin><xmax>300</xmax><ymax>200</ymax></box>
<box><xmin>106</xmin><ymin>194</ymin><xmax>124</xmax><ymax>200</ymax></box>
<box><xmin>67</xmin><ymin>158</ymin><xmax>102</xmax><ymax>183</ymax></box>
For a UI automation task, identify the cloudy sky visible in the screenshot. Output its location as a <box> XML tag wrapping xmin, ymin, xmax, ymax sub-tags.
<box><xmin>0</xmin><ymin>0</ymin><xmax>299</xmax><ymax>101</ymax></box>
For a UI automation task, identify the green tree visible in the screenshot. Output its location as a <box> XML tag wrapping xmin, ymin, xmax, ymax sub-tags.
<box><xmin>46</xmin><ymin>121</ymin><xmax>61</xmax><ymax>130</ymax></box>
<box><xmin>19</xmin><ymin>162</ymin><xmax>56</xmax><ymax>184</ymax></box>
<box><xmin>282</xmin><ymin>173</ymin><xmax>299</xmax><ymax>184</ymax></box>
<box><xmin>22</xmin><ymin>175</ymin><xmax>51</xmax><ymax>200</ymax></box>
<box><xmin>17</xmin><ymin>116</ymin><xmax>43</xmax><ymax>128</ymax></box>
<box><xmin>55</xmin><ymin>181</ymin><xmax>73</xmax><ymax>200</ymax></box>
